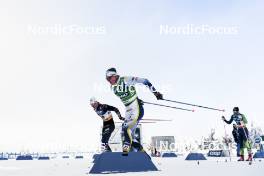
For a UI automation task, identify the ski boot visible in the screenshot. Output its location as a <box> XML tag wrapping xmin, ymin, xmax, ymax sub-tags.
<box><xmin>238</xmin><ymin>155</ymin><xmax>244</xmax><ymax>161</ymax></box>
<box><xmin>246</xmin><ymin>153</ymin><xmax>253</xmax><ymax>161</ymax></box>
<box><xmin>101</xmin><ymin>143</ymin><xmax>112</xmax><ymax>153</ymax></box>
<box><xmin>122</xmin><ymin>144</ymin><xmax>130</xmax><ymax>156</ymax></box>
<box><xmin>131</xmin><ymin>142</ymin><xmax>151</xmax><ymax>159</ymax></box>
<box><xmin>131</xmin><ymin>141</ymin><xmax>145</xmax><ymax>152</ymax></box>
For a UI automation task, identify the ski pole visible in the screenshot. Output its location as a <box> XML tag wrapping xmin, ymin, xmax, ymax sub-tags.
<box><xmin>116</xmin><ymin>121</ymin><xmax>157</xmax><ymax>124</ymax></box>
<box><xmin>142</xmin><ymin>101</ymin><xmax>194</xmax><ymax>112</ymax></box>
<box><xmin>162</xmin><ymin>98</ymin><xmax>225</xmax><ymax>112</ymax></box>
<box><xmin>141</xmin><ymin>118</ymin><xmax>173</xmax><ymax>122</ymax></box>
<box><xmin>241</xmin><ymin>126</ymin><xmax>249</xmax><ymax>140</ymax></box>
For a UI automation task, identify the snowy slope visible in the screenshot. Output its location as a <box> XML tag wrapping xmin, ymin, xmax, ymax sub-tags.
<box><xmin>0</xmin><ymin>155</ymin><xmax>263</xmax><ymax>176</ymax></box>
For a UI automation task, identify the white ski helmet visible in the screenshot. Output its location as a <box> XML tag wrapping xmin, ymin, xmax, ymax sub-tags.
<box><xmin>90</xmin><ymin>97</ymin><xmax>98</xmax><ymax>105</ymax></box>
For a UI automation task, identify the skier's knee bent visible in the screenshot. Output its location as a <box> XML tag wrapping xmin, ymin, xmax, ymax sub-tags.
<box><xmin>121</xmin><ymin>99</ymin><xmax>145</xmax><ymax>152</ymax></box>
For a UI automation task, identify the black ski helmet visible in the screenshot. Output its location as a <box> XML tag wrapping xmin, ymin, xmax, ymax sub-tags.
<box><xmin>233</xmin><ymin>107</ymin><xmax>239</xmax><ymax>112</ymax></box>
<box><xmin>106</xmin><ymin>67</ymin><xmax>117</xmax><ymax>78</ymax></box>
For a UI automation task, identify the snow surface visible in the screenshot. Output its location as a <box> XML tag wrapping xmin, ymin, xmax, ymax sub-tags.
<box><xmin>0</xmin><ymin>155</ymin><xmax>263</xmax><ymax>176</ymax></box>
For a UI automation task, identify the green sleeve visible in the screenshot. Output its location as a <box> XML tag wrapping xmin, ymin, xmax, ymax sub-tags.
<box><xmin>242</xmin><ymin>114</ymin><xmax>248</xmax><ymax>124</ymax></box>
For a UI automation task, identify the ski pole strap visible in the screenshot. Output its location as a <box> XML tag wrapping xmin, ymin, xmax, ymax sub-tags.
<box><xmin>142</xmin><ymin>101</ymin><xmax>194</xmax><ymax>112</ymax></box>
<box><xmin>162</xmin><ymin>98</ymin><xmax>225</xmax><ymax>112</ymax></box>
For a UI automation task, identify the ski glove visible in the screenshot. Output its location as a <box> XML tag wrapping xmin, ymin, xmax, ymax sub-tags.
<box><xmin>119</xmin><ymin>116</ymin><xmax>125</xmax><ymax>121</ymax></box>
<box><xmin>154</xmin><ymin>92</ymin><xmax>163</xmax><ymax>100</ymax></box>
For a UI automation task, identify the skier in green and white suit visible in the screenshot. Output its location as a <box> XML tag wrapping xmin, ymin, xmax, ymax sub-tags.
<box><xmin>105</xmin><ymin>68</ymin><xmax>163</xmax><ymax>153</ymax></box>
<box><xmin>222</xmin><ymin>107</ymin><xmax>252</xmax><ymax>161</ymax></box>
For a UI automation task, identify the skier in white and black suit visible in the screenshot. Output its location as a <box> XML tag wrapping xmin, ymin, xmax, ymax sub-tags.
<box><xmin>90</xmin><ymin>97</ymin><xmax>124</xmax><ymax>152</ymax></box>
<box><xmin>105</xmin><ymin>68</ymin><xmax>163</xmax><ymax>154</ymax></box>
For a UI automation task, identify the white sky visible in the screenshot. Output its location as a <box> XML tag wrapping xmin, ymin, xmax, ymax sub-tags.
<box><xmin>0</xmin><ymin>0</ymin><xmax>264</xmax><ymax>152</ymax></box>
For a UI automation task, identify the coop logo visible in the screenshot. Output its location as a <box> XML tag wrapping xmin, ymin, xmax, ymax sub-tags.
<box><xmin>208</xmin><ymin>150</ymin><xmax>222</xmax><ymax>157</ymax></box>
<box><xmin>120</xmin><ymin>93</ymin><xmax>129</xmax><ymax>98</ymax></box>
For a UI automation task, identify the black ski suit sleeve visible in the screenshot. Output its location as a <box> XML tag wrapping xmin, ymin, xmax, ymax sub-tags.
<box><xmin>103</xmin><ymin>104</ymin><xmax>121</xmax><ymax>117</ymax></box>
<box><xmin>224</xmin><ymin>115</ymin><xmax>234</xmax><ymax>124</ymax></box>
